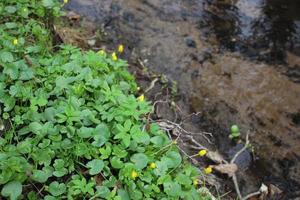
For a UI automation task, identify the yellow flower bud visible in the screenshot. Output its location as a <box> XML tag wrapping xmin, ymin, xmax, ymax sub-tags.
<box><xmin>137</xmin><ymin>94</ymin><xmax>144</xmax><ymax>102</ymax></box>
<box><xmin>98</xmin><ymin>50</ymin><xmax>106</xmax><ymax>56</ymax></box>
<box><xmin>193</xmin><ymin>179</ymin><xmax>198</xmax><ymax>186</ymax></box>
<box><xmin>172</xmin><ymin>140</ymin><xmax>177</xmax><ymax>145</ymax></box>
<box><xmin>118</xmin><ymin>44</ymin><xmax>124</xmax><ymax>53</ymax></box>
<box><xmin>112</xmin><ymin>52</ymin><xmax>118</xmax><ymax>61</ymax></box>
<box><xmin>197</xmin><ymin>149</ymin><xmax>207</xmax><ymax>157</ymax></box>
<box><xmin>63</xmin><ymin>0</ymin><xmax>68</xmax><ymax>4</ymax></box>
<box><xmin>204</xmin><ymin>167</ymin><xmax>213</xmax><ymax>174</ymax></box>
<box><xmin>13</xmin><ymin>39</ymin><xmax>18</xmax><ymax>45</ymax></box>
<box><xmin>131</xmin><ymin>170</ymin><xmax>138</xmax><ymax>180</ymax></box>
<box><xmin>149</xmin><ymin>162</ymin><xmax>156</xmax><ymax>169</ymax></box>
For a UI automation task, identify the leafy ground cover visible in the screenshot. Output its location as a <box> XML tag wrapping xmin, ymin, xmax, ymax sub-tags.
<box><xmin>0</xmin><ymin>0</ymin><xmax>212</xmax><ymax>199</ymax></box>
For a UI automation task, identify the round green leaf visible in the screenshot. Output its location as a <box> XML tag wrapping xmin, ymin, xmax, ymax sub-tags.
<box><xmin>110</xmin><ymin>156</ymin><xmax>124</xmax><ymax>169</ymax></box>
<box><xmin>48</xmin><ymin>181</ymin><xmax>66</xmax><ymax>197</ymax></box>
<box><xmin>32</xmin><ymin>170</ymin><xmax>51</xmax><ymax>183</ymax></box>
<box><xmin>0</xmin><ymin>51</ymin><xmax>14</xmax><ymax>63</ymax></box>
<box><xmin>87</xmin><ymin>159</ymin><xmax>104</xmax><ymax>175</ymax></box>
<box><xmin>130</xmin><ymin>153</ymin><xmax>148</xmax><ymax>170</ymax></box>
<box><xmin>1</xmin><ymin>181</ymin><xmax>22</xmax><ymax>200</ymax></box>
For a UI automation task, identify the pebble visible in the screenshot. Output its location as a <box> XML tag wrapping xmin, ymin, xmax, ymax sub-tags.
<box><xmin>185</xmin><ymin>37</ymin><xmax>197</xmax><ymax>48</ymax></box>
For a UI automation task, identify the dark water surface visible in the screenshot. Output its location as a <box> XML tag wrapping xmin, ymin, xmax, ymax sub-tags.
<box><xmin>201</xmin><ymin>0</ymin><xmax>300</xmax><ymax>63</ymax></box>
<box><xmin>66</xmin><ymin>0</ymin><xmax>300</xmax><ymax>197</ymax></box>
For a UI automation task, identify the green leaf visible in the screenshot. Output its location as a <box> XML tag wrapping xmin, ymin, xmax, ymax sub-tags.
<box><xmin>1</xmin><ymin>181</ymin><xmax>22</xmax><ymax>200</ymax></box>
<box><xmin>132</xmin><ymin>131</ymin><xmax>150</xmax><ymax>145</ymax></box>
<box><xmin>5</xmin><ymin>22</ymin><xmax>17</xmax><ymax>29</ymax></box>
<box><xmin>155</xmin><ymin>161</ymin><xmax>169</xmax><ymax>176</ymax></box>
<box><xmin>5</xmin><ymin>6</ymin><xmax>17</xmax><ymax>13</ymax></box>
<box><xmin>29</xmin><ymin>122</ymin><xmax>43</xmax><ymax>135</ymax></box>
<box><xmin>0</xmin><ymin>51</ymin><xmax>14</xmax><ymax>63</ymax></box>
<box><xmin>163</xmin><ymin>182</ymin><xmax>182</xmax><ymax>197</ymax></box>
<box><xmin>53</xmin><ymin>159</ymin><xmax>68</xmax><ymax>177</ymax></box>
<box><xmin>124</xmin><ymin>119</ymin><xmax>132</xmax><ymax>132</ymax></box>
<box><xmin>3</xmin><ymin>63</ymin><xmax>19</xmax><ymax>80</ymax></box>
<box><xmin>112</xmin><ymin>145</ymin><xmax>128</xmax><ymax>158</ymax></box>
<box><xmin>130</xmin><ymin>153</ymin><xmax>148</xmax><ymax>170</ymax></box>
<box><xmin>150</xmin><ymin>135</ymin><xmax>168</xmax><ymax>147</ymax></box>
<box><xmin>17</xmin><ymin>140</ymin><xmax>32</xmax><ymax>154</ymax></box>
<box><xmin>32</xmin><ymin>170</ymin><xmax>51</xmax><ymax>183</ymax></box>
<box><xmin>162</xmin><ymin>150</ymin><xmax>182</xmax><ymax>168</ymax></box>
<box><xmin>44</xmin><ymin>107</ymin><xmax>56</xmax><ymax>122</ymax></box>
<box><xmin>19</xmin><ymin>67</ymin><xmax>34</xmax><ymax>80</ymax></box>
<box><xmin>117</xmin><ymin>189</ymin><xmax>130</xmax><ymax>200</ymax></box>
<box><xmin>175</xmin><ymin>173</ymin><xmax>192</xmax><ymax>185</ymax></box>
<box><xmin>55</xmin><ymin>76</ymin><xmax>76</xmax><ymax>90</ymax></box>
<box><xmin>96</xmin><ymin>186</ymin><xmax>110</xmax><ymax>198</ymax></box>
<box><xmin>110</xmin><ymin>156</ymin><xmax>124</xmax><ymax>169</ymax></box>
<box><xmin>86</xmin><ymin>159</ymin><xmax>104</xmax><ymax>175</ymax></box>
<box><xmin>42</xmin><ymin>0</ymin><xmax>55</xmax><ymax>8</ymax></box>
<box><xmin>44</xmin><ymin>195</ymin><xmax>56</xmax><ymax>200</ymax></box>
<box><xmin>48</xmin><ymin>181</ymin><xmax>66</xmax><ymax>197</ymax></box>
<box><xmin>122</xmin><ymin>134</ymin><xmax>131</xmax><ymax>147</ymax></box>
<box><xmin>78</xmin><ymin>127</ymin><xmax>94</xmax><ymax>138</ymax></box>
<box><xmin>92</xmin><ymin>124</ymin><xmax>110</xmax><ymax>147</ymax></box>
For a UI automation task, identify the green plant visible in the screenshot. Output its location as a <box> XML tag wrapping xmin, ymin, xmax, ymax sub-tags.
<box><xmin>0</xmin><ymin>0</ymin><xmax>212</xmax><ymax>199</ymax></box>
<box><xmin>230</xmin><ymin>124</ymin><xmax>240</xmax><ymax>139</ymax></box>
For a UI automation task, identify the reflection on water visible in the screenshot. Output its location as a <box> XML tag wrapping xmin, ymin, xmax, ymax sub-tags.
<box><xmin>201</xmin><ymin>0</ymin><xmax>300</xmax><ymax>63</ymax></box>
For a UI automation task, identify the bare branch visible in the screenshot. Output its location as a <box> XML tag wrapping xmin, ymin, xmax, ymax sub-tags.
<box><xmin>230</xmin><ymin>132</ymin><xmax>250</xmax><ymax>164</ymax></box>
<box><xmin>145</xmin><ymin>78</ymin><xmax>159</xmax><ymax>93</ymax></box>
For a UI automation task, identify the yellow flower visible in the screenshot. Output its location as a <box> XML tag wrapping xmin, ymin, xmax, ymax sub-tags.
<box><xmin>149</xmin><ymin>162</ymin><xmax>156</xmax><ymax>169</ymax></box>
<box><xmin>204</xmin><ymin>167</ymin><xmax>213</xmax><ymax>174</ymax></box>
<box><xmin>97</xmin><ymin>50</ymin><xmax>106</xmax><ymax>56</ymax></box>
<box><xmin>193</xmin><ymin>179</ymin><xmax>198</xmax><ymax>186</ymax></box>
<box><xmin>197</xmin><ymin>149</ymin><xmax>207</xmax><ymax>157</ymax></box>
<box><xmin>63</xmin><ymin>0</ymin><xmax>68</xmax><ymax>4</ymax></box>
<box><xmin>131</xmin><ymin>170</ymin><xmax>138</xmax><ymax>180</ymax></box>
<box><xmin>112</xmin><ymin>52</ymin><xmax>118</xmax><ymax>61</ymax></box>
<box><xmin>118</xmin><ymin>44</ymin><xmax>124</xmax><ymax>53</ymax></box>
<box><xmin>13</xmin><ymin>39</ymin><xmax>18</xmax><ymax>45</ymax></box>
<box><xmin>137</xmin><ymin>94</ymin><xmax>144</xmax><ymax>102</ymax></box>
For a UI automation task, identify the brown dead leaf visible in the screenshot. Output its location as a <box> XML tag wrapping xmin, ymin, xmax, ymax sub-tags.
<box><xmin>94</xmin><ymin>174</ymin><xmax>104</xmax><ymax>186</ymax></box>
<box><xmin>206</xmin><ymin>151</ymin><xmax>225</xmax><ymax>164</ymax></box>
<box><xmin>212</xmin><ymin>163</ymin><xmax>238</xmax><ymax>177</ymax></box>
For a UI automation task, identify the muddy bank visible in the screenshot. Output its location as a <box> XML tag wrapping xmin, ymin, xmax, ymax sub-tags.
<box><xmin>65</xmin><ymin>0</ymin><xmax>300</xmax><ymax>197</ymax></box>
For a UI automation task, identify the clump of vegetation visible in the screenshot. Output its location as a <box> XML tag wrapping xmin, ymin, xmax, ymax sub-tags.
<box><xmin>0</xmin><ymin>0</ymin><xmax>210</xmax><ymax>199</ymax></box>
<box><xmin>229</xmin><ymin>125</ymin><xmax>240</xmax><ymax>140</ymax></box>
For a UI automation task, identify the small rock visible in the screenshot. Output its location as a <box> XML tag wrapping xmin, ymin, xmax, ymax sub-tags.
<box><xmin>185</xmin><ymin>38</ymin><xmax>197</xmax><ymax>48</ymax></box>
<box><xmin>228</xmin><ymin>143</ymin><xmax>252</xmax><ymax>170</ymax></box>
<box><xmin>87</xmin><ymin>39</ymin><xmax>96</xmax><ymax>46</ymax></box>
<box><xmin>123</xmin><ymin>12</ymin><xmax>135</xmax><ymax>22</ymax></box>
<box><xmin>66</xmin><ymin>11</ymin><xmax>81</xmax><ymax>20</ymax></box>
<box><xmin>198</xmin><ymin>51</ymin><xmax>212</xmax><ymax>63</ymax></box>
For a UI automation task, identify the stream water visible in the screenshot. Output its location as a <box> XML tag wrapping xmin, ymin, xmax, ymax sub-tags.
<box><xmin>66</xmin><ymin>0</ymin><xmax>300</xmax><ymax>198</ymax></box>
